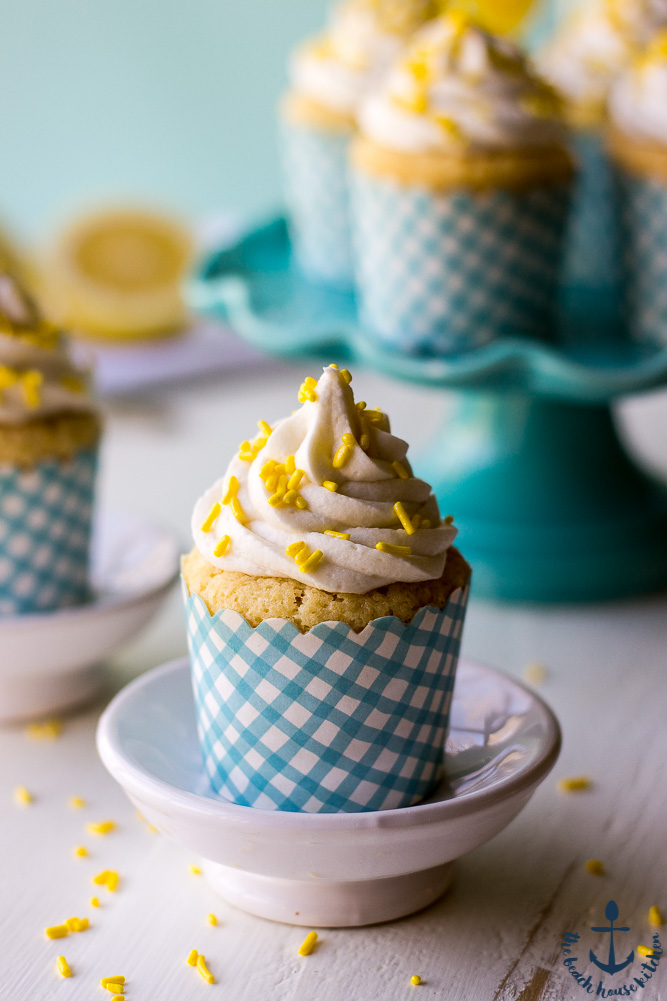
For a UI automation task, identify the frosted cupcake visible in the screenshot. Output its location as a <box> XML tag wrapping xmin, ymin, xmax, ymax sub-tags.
<box><xmin>608</xmin><ymin>32</ymin><xmax>667</xmax><ymax>346</ymax></box>
<box><xmin>0</xmin><ymin>269</ymin><xmax>101</xmax><ymax>615</ymax></box>
<box><xmin>183</xmin><ymin>365</ymin><xmax>470</xmax><ymax>813</ymax></box>
<box><xmin>281</xmin><ymin>0</ymin><xmax>440</xmax><ymax>286</ymax></box>
<box><xmin>350</xmin><ymin>12</ymin><xmax>574</xmax><ymax>353</ymax></box>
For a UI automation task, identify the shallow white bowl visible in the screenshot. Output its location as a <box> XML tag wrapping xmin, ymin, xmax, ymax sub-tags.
<box><xmin>97</xmin><ymin>656</ymin><xmax>561</xmax><ymax>927</ymax></box>
<box><xmin>0</xmin><ymin>510</ymin><xmax>180</xmax><ymax>722</ymax></box>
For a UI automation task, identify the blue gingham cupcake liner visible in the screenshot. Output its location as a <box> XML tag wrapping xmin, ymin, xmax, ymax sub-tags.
<box><xmin>350</xmin><ymin>168</ymin><xmax>571</xmax><ymax>354</ymax></box>
<box><xmin>614</xmin><ymin>167</ymin><xmax>667</xmax><ymax>347</ymax></box>
<box><xmin>185</xmin><ymin>583</ymin><xmax>469</xmax><ymax>813</ymax></box>
<box><xmin>281</xmin><ymin>117</ymin><xmax>355</xmax><ymax>287</ymax></box>
<box><xmin>0</xmin><ymin>448</ymin><xmax>97</xmax><ymax>616</ymax></box>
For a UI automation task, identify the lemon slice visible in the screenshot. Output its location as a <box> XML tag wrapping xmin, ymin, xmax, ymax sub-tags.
<box><xmin>447</xmin><ymin>0</ymin><xmax>538</xmax><ymax>36</ymax></box>
<box><xmin>45</xmin><ymin>208</ymin><xmax>193</xmax><ymax>341</ymax></box>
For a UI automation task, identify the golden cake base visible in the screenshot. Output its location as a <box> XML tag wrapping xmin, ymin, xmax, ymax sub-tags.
<box><xmin>607</xmin><ymin>126</ymin><xmax>667</xmax><ymax>182</ymax></box>
<box><xmin>281</xmin><ymin>91</ymin><xmax>356</xmax><ymax>136</ymax></box>
<box><xmin>0</xmin><ymin>411</ymin><xmax>102</xmax><ymax>467</ymax></box>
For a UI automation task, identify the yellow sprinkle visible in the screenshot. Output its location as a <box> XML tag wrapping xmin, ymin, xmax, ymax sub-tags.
<box><xmin>214</xmin><ymin>535</ymin><xmax>231</xmax><ymax>557</ymax></box>
<box><xmin>61</xmin><ymin>375</ymin><xmax>85</xmax><ymax>394</ymax></box>
<box><xmin>105</xmin><ymin>871</ymin><xmax>119</xmax><ymax>892</ymax></box>
<box><xmin>265</xmin><ymin>474</ymin><xmax>278</xmax><ymax>491</ymax></box>
<box><xmin>421</xmin><ymin>519</ymin><xmax>431</xmax><ymax>529</ymax></box>
<box><xmin>259</xmin><ymin>461</ymin><xmax>275</xmax><ymax>480</ymax></box>
<box><xmin>294</xmin><ymin>547</ymin><xmax>310</xmax><ymax>565</ymax></box>
<box><xmin>356</xmin><ymin>401</ymin><xmax>366</xmax><ymax>410</ymax></box>
<box><xmin>298</xmin><ymin>931</ymin><xmax>318</xmax><ymax>956</ymax></box>
<box><xmin>90</xmin><ymin>897</ymin><xmax>100</xmax><ymax>908</ymax></box>
<box><xmin>339</xmin><ymin>369</ymin><xmax>352</xmax><ymax>385</ymax></box>
<box><xmin>298</xmin><ymin>388</ymin><xmax>317</xmax><ymax>403</ymax></box>
<box><xmin>324</xmin><ymin>530</ymin><xmax>350</xmax><ymax>540</ymax></box>
<box><xmin>585</xmin><ymin>859</ymin><xmax>605</xmax><ymax>875</ymax></box>
<box><xmin>394</xmin><ymin>501</ymin><xmax>415</xmax><ymax>536</ymax></box>
<box><xmin>93</xmin><ymin>870</ymin><xmax>110</xmax><ymax>885</ymax></box>
<box><xmin>207</xmin><ymin>913</ymin><xmax>218</xmax><ymax>926</ymax></box>
<box><xmin>200</xmin><ymin>502</ymin><xmax>221</xmax><ymax>533</ymax></box>
<box><xmin>282</xmin><ymin>490</ymin><xmax>297</xmax><ymax>505</ymax></box>
<box><xmin>68</xmin><ymin>795</ymin><xmax>85</xmax><ymax>809</ymax></box>
<box><xmin>524</xmin><ymin>662</ymin><xmax>548</xmax><ymax>684</ymax></box>
<box><xmin>73</xmin><ymin>845</ymin><xmax>88</xmax><ymax>858</ymax></box>
<box><xmin>360</xmin><ymin>433</ymin><xmax>370</xmax><ymax>451</ymax></box>
<box><xmin>22</xmin><ymin>369</ymin><xmax>43</xmax><ymax>409</ymax></box>
<box><xmin>412</xmin><ymin>514</ymin><xmax>421</xmax><ymax>529</ymax></box>
<box><xmin>45</xmin><ymin>924</ymin><xmax>69</xmax><ymax>940</ymax></box>
<box><xmin>101</xmin><ymin>977</ymin><xmax>125</xmax><ymax>987</ymax></box>
<box><xmin>288</xmin><ymin>469</ymin><xmax>304</xmax><ymax>490</ymax></box>
<box><xmin>231</xmin><ymin>497</ymin><xmax>246</xmax><ymax>523</ymax></box>
<box><xmin>187</xmin><ymin>950</ymin><xmax>199</xmax><ymax>967</ymax></box>
<box><xmin>304</xmin><ymin>376</ymin><xmax>317</xmax><ymax>388</ymax></box>
<box><xmin>333</xmin><ymin>445</ymin><xmax>351</xmax><ymax>469</ymax></box>
<box><xmin>87</xmin><ymin>820</ymin><xmax>116</xmax><ymax>835</ymax></box>
<box><xmin>105</xmin><ymin>984</ymin><xmax>124</xmax><ymax>995</ymax></box>
<box><xmin>638</xmin><ymin>945</ymin><xmax>656</xmax><ymax>957</ymax></box>
<box><xmin>268</xmin><ymin>491</ymin><xmax>285</xmax><ymax>507</ymax></box>
<box><xmin>189</xmin><ymin>864</ymin><xmax>202</xmax><ymax>875</ymax></box>
<box><xmin>322</xmin><ymin>480</ymin><xmax>338</xmax><ymax>492</ymax></box>
<box><xmin>197</xmin><ymin>954</ymin><xmax>215</xmax><ymax>984</ymax></box>
<box><xmin>557</xmin><ymin>776</ymin><xmax>592</xmax><ymax>793</ymax></box>
<box><xmin>285</xmin><ymin>454</ymin><xmax>296</xmax><ymax>475</ymax></box>
<box><xmin>300</xmin><ymin>550</ymin><xmax>324</xmax><ymax>573</ymax></box>
<box><xmin>376</xmin><ymin>542</ymin><xmax>412</xmax><ymax>557</ymax></box>
<box><xmin>342</xmin><ymin>432</ymin><xmax>355</xmax><ymax>447</ymax></box>
<box><xmin>258</xmin><ymin>420</ymin><xmax>272</xmax><ymax>437</ymax></box>
<box><xmin>13</xmin><ymin>785</ymin><xmax>33</xmax><ymax>806</ymax></box>
<box><xmin>411</xmin><ymin>975</ymin><xmax>422</xmax><ymax>986</ymax></box>
<box><xmin>57</xmin><ymin>956</ymin><xmax>72</xmax><ymax>978</ymax></box>
<box><xmin>66</xmin><ymin>916</ymin><xmax>89</xmax><ymax>932</ymax></box>
<box><xmin>392</xmin><ymin>461</ymin><xmax>409</xmax><ymax>480</ymax></box>
<box><xmin>444</xmin><ymin>514</ymin><xmax>455</xmax><ymax>525</ymax></box>
<box><xmin>295</xmin><ymin>497</ymin><xmax>308</xmax><ymax>509</ymax></box>
<box><xmin>277</xmin><ymin>474</ymin><xmax>288</xmax><ymax>491</ymax></box>
<box><xmin>649</xmin><ymin>906</ymin><xmax>664</xmax><ymax>926</ymax></box>
<box><xmin>27</xmin><ymin>718</ymin><xmax>62</xmax><ymax>740</ymax></box>
<box><xmin>221</xmin><ymin>475</ymin><xmax>239</xmax><ymax>504</ymax></box>
<box><xmin>286</xmin><ymin>541</ymin><xmax>307</xmax><ymax>557</ymax></box>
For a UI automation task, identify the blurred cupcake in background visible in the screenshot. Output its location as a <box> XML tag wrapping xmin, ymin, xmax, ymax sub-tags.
<box><xmin>350</xmin><ymin>12</ymin><xmax>574</xmax><ymax>354</ymax></box>
<box><xmin>281</xmin><ymin>0</ymin><xmax>443</xmax><ymax>287</ymax></box>
<box><xmin>608</xmin><ymin>31</ymin><xmax>667</xmax><ymax>347</ymax></box>
<box><xmin>0</xmin><ymin>268</ymin><xmax>101</xmax><ymax>615</ymax></box>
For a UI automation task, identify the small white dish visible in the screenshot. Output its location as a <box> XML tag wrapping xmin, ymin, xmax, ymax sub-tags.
<box><xmin>0</xmin><ymin>511</ymin><xmax>180</xmax><ymax>723</ymax></box>
<box><xmin>97</xmin><ymin>656</ymin><xmax>561</xmax><ymax>927</ymax></box>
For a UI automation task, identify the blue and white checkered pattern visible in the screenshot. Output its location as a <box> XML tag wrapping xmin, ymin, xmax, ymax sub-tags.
<box><xmin>185</xmin><ymin>585</ymin><xmax>469</xmax><ymax>813</ymax></box>
<box><xmin>0</xmin><ymin>449</ymin><xmax>97</xmax><ymax>616</ymax></box>
<box><xmin>615</xmin><ymin>168</ymin><xmax>667</xmax><ymax>347</ymax></box>
<box><xmin>281</xmin><ymin>119</ymin><xmax>354</xmax><ymax>287</ymax></box>
<box><xmin>351</xmin><ymin>170</ymin><xmax>570</xmax><ymax>354</ymax></box>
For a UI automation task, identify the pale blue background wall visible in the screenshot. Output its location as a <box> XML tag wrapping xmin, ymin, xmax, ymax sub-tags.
<box><xmin>2</xmin><ymin>0</ymin><xmax>570</xmax><ymax>240</ymax></box>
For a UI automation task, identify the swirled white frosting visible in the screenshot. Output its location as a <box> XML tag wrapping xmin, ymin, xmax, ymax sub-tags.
<box><xmin>290</xmin><ymin>0</ymin><xmax>438</xmax><ymax>116</ymax></box>
<box><xmin>192</xmin><ymin>366</ymin><xmax>456</xmax><ymax>594</ymax></box>
<box><xmin>538</xmin><ymin>0</ymin><xmax>667</xmax><ymax>114</ymax></box>
<box><xmin>358</xmin><ymin>13</ymin><xmax>566</xmax><ymax>153</ymax></box>
<box><xmin>609</xmin><ymin>33</ymin><xmax>667</xmax><ymax>142</ymax></box>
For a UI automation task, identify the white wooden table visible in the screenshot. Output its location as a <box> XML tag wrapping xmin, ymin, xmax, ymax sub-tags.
<box><xmin>2</xmin><ymin>362</ymin><xmax>666</xmax><ymax>1001</ymax></box>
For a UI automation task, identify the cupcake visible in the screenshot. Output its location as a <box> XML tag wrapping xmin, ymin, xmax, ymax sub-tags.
<box><xmin>281</xmin><ymin>0</ymin><xmax>441</xmax><ymax>287</ymax></box>
<box><xmin>538</xmin><ymin>0</ymin><xmax>667</xmax><ymax>333</ymax></box>
<box><xmin>0</xmin><ymin>268</ymin><xmax>101</xmax><ymax>616</ymax></box>
<box><xmin>608</xmin><ymin>32</ymin><xmax>667</xmax><ymax>346</ymax></box>
<box><xmin>183</xmin><ymin>365</ymin><xmax>470</xmax><ymax>813</ymax></box>
<box><xmin>350</xmin><ymin>12</ymin><xmax>574</xmax><ymax>354</ymax></box>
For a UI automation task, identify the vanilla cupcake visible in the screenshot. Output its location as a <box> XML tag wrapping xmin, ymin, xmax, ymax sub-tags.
<box><xmin>0</xmin><ymin>269</ymin><xmax>101</xmax><ymax>615</ymax></box>
<box><xmin>350</xmin><ymin>13</ymin><xmax>573</xmax><ymax>353</ymax></box>
<box><xmin>608</xmin><ymin>32</ymin><xmax>667</xmax><ymax>345</ymax></box>
<box><xmin>183</xmin><ymin>365</ymin><xmax>470</xmax><ymax>813</ymax></box>
<box><xmin>281</xmin><ymin>0</ymin><xmax>441</xmax><ymax>286</ymax></box>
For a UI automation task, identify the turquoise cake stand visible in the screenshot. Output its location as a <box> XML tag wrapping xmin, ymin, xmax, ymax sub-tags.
<box><xmin>189</xmin><ymin>217</ymin><xmax>667</xmax><ymax>603</ymax></box>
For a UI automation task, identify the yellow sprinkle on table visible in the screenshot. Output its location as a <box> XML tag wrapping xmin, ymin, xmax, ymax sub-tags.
<box><xmin>585</xmin><ymin>859</ymin><xmax>605</xmax><ymax>876</ymax></box>
<box><xmin>322</xmin><ymin>480</ymin><xmax>338</xmax><ymax>492</ymax></box>
<box><xmin>558</xmin><ymin>776</ymin><xmax>592</xmax><ymax>793</ymax></box>
<box><xmin>189</xmin><ymin>864</ymin><xmax>202</xmax><ymax>875</ymax></box>
<box><xmin>197</xmin><ymin>954</ymin><xmax>215</xmax><ymax>984</ymax></box>
<box><xmin>57</xmin><ymin>956</ymin><xmax>72</xmax><ymax>978</ymax></box>
<box><xmin>649</xmin><ymin>905</ymin><xmax>664</xmax><ymax>926</ymax></box>
<box><xmin>68</xmin><ymin>795</ymin><xmax>86</xmax><ymax>809</ymax></box>
<box><xmin>201</xmin><ymin>502</ymin><xmax>221</xmax><ymax>533</ymax></box>
<box><xmin>86</xmin><ymin>820</ymin><xmax>116</xmax><ymax>835</ymax></box>
<box><xmin>101</xmin><ymin>977</ymin><xmax>125</xmax><ymax>987</ymax></box>
<box><xmin>214</xmin><ymin>535</ymin><xmax>231</xmax><ymax>557</ymax></box>
<box><xmin>105</xmin><ymin>871</ymin><xmax>119</xmax><ymax>892</ymax></box>
<box><xmin>90</xmin><ymin>897</ymin><xmax>100</xmax><ymax>908</ymax></box>
<box><xmin>27</xmin><ymin>718</ymin><xmax>62</xmax><ymax>740</ymax></box>
<box><xmin>394</xmin><ymin>501</ymin><xmax>415</xmax><ymax>536</ymax></box>
<box><xmin>93</xmin><ymin>869</ymin><xmax>110</xmax><ymax>885</ymax></box>
<box><xmin>66</xmin><ymin>916</ymin><xmax>89</xmax><ymax>932</ymax></box>
<box><xmin>411</xmin><ymin>974</ymin><xmax>422</xmax><ymax>985</ymax></box>
<box><xmin>105</xmin><ymin>982</ymin><xmax>125</xmax><ymax>994</ymax></box>
<box><xmin>299</xmin><ymin>931</ymin><xmax>318</xmax><ymax>956</ymax></box>
<box><xmin>324</xmin><ymin>530</ymin><xmax>350</xmax><ymax>540</ymax></box>
<box><xmin>221</xmin><ymin>475</ymin><xmax>239</xmax><ymax>505</ymax></box>
<box><xmin>13</xmin><ymin>785</ymin><xmax>33</xmax><ymax>806</ymax></box>
<box><xmin>207</xmin><ymin>913</ymin><xmax>218</xmax><ymax>926</ymax></box>
<box><xmin>187</xmin><ymin>950</ymin><xmax>199</xmax><ymax>967</ymax></box>
<box><xmin>45</xmin><ymin>924</ymin><xmax>69</xmax><ymax>940</ymax></box>
<box><xmin>638</xmin><ymin>945</ymin><xmax>656</xmax><ymax>957</ymax></box>
<box><xmin>392</xmin><ymin>461</ymin><xmax>409</xmax><ymax>480</ymax></box>
<box><xmin>377</xmin><ymin>542</ymin><xmax>412</xmax><ymax>557</ymax></box>
<box><xmin>73</xmin><ymin>845</ymin><xmax>88</xmax><ymax>858</ymax></box>
<box><xmin>524</xmin><ymin>662</ymin><xmax>548</xmax><ymax>684</ymax></box>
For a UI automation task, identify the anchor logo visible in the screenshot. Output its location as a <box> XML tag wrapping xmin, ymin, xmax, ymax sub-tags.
<box><xmin>590</xmin><ymin>900</ymin><xmax>635</xmax><ymax>976</ymax></box>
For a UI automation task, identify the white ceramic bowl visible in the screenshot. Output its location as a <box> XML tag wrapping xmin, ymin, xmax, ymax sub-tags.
<box><xmin>0</xmin><ymin>510</ymin><xmax>180</xmax><ymax>722</ymax></box>
<box><xmin>97</xmin><ymin>656</ymin><xmax>561</xmax><ymax>927</ymax></box>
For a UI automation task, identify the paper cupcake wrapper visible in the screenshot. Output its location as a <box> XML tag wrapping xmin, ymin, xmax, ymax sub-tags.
<box><xmin>350</xmin><ymin>170</ymin><xmax>570</xmax><ymax>354</ymax></box>
<box><xmin>615</xmin><ymin>168</ymin><xmax>667</xmax><ymax>347</ymax></box>
<box><xmin>0</xmin><ymin>448</ymin><xmax>97</xmax><ymax>616</ymax></box>
<box><xmin>185</xmin><ymin>583</ymin><xmax>469</xmax><ymax>813</ymax></box>
<box><xmin>281</xmin><ymin>119</ymin><xmax>354</xmax><ymax>287</ymax></box>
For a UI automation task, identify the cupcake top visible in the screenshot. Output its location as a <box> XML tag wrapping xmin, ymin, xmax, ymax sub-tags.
<box><xmin>358</xmin><ymin>11</ymin><xmax>566</xmax><ymax>154</ymax></box>
<box><xmin>538</xmin><ymin>0</ymin><xmax>667</xmax><ymax>124</ymax></box>
<box><xmin>0</xmin><ymin>269</ymin><xmax>96</xmax><ymax>425</ymax></box>
<box><xmin>191</xmin><ymin>365</ymin><xmax>457</xmax><ymax>595</ymax></box>
<box><xmin>608</xmin><ymin>31</ymin><xmax>667</xmax><ymax>143</ymax></box>
<box><xmin>289</xmin><ymin>0</ymin><xmax>441</xmax><ymax>117</ymax></box>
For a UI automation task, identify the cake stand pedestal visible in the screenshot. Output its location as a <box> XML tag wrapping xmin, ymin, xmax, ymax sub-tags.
<box><xmin>189</xmin><ymin>217</ymin><xmax>667</xmax><ymax>602</ymax></box>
